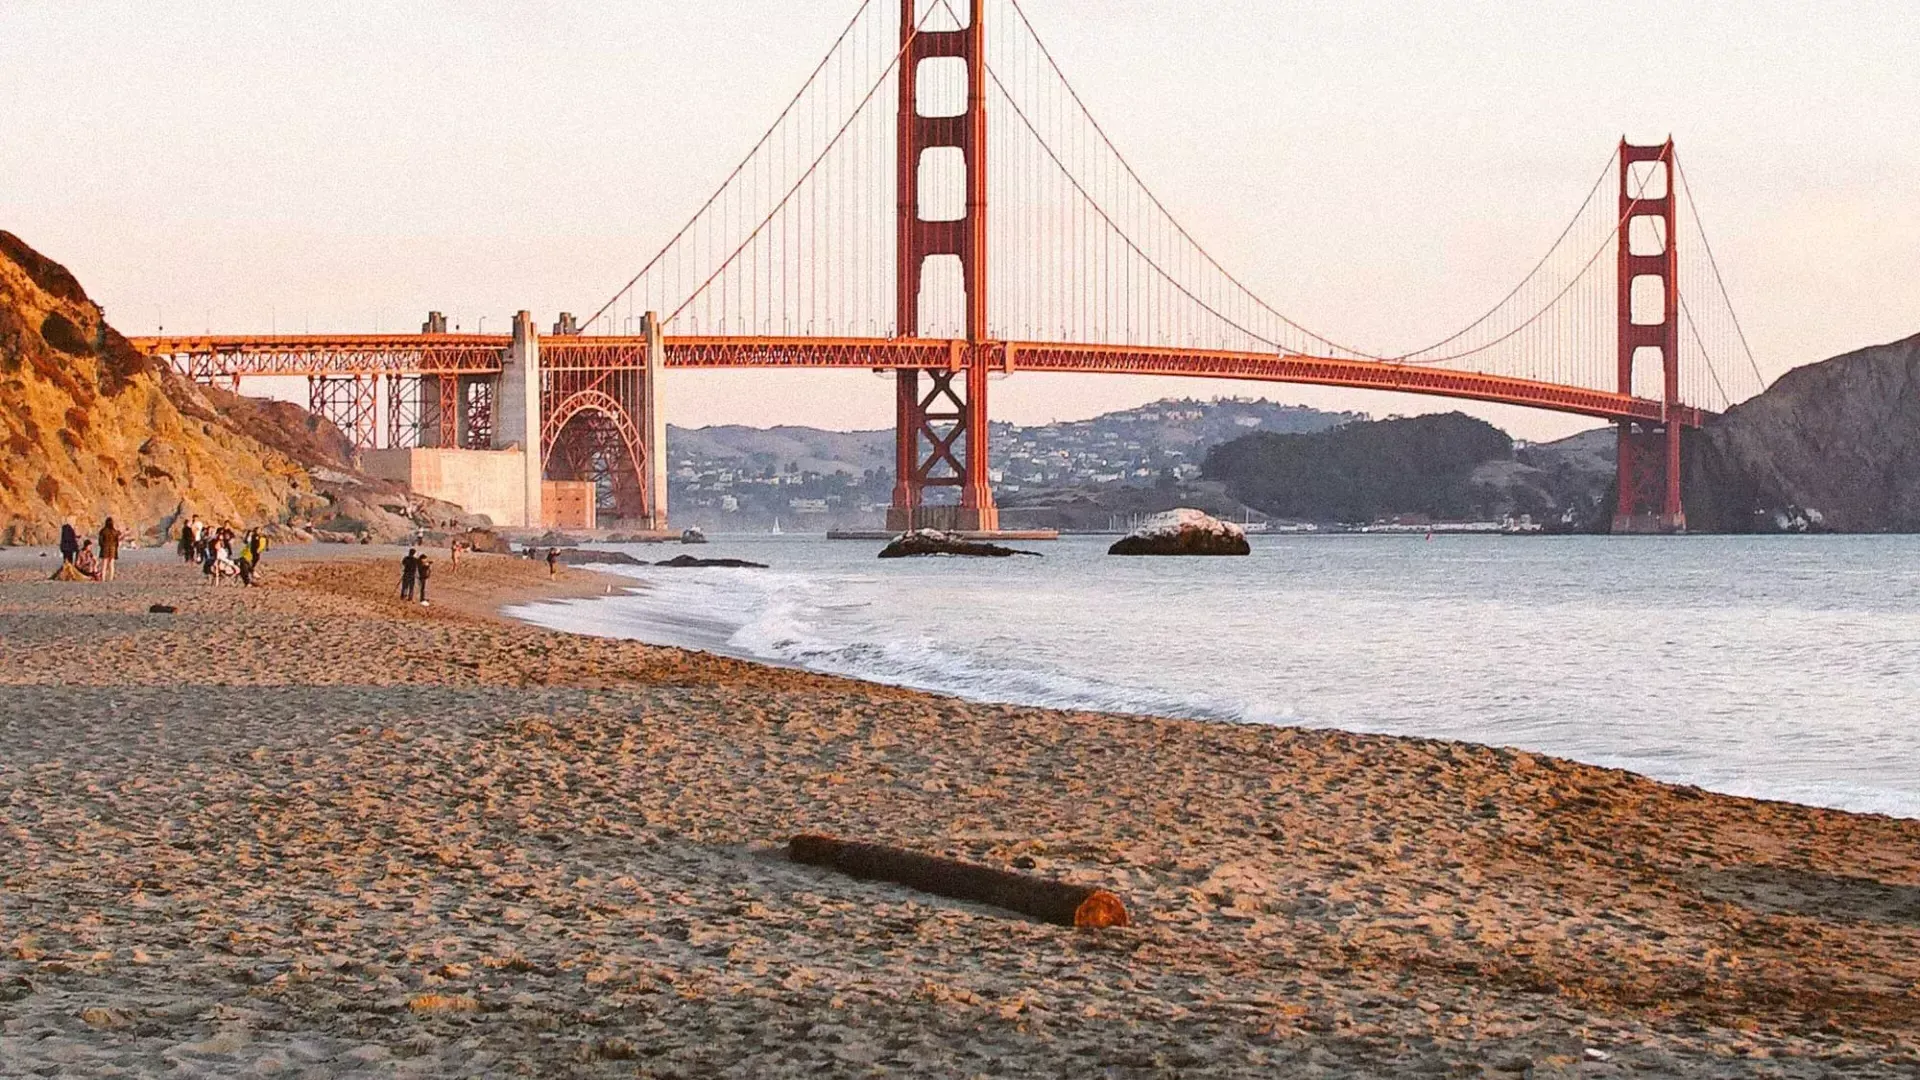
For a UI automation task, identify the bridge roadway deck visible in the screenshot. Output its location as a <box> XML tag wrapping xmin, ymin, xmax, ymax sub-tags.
<box><xmin>128</xmin><ymin>334</ymin><xmax>1698</xmax><ymax>427</ymax></box>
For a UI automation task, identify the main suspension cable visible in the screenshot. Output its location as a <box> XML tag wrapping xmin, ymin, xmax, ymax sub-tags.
<box><xmin>581</xmin><ymin>0</ymin><xmax>880</xmax><ymax>334</ymax></box>
<box><xmin>666</xmin><ymin>17</ymin><xmax>924</xmax><ymax>327</ymax></box>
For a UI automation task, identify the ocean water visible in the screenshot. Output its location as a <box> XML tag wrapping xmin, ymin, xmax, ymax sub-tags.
<box><xmin>507</xmin><ymin>534</ymin><xmax>1920</xmax><ymax>819</ymax></box>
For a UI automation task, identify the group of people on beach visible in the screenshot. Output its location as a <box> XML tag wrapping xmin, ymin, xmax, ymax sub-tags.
<box><xmin>56</xmin><ymin>518</ymin><xmax>121</xmax><ymax>581</ymax></box>
<box><xmin>399</xmin><ymin>548</ymin><xmax>434</xmax><ymax>605</ymax></box>
<box><xmin>177</xmin><ymin>514</ymin><xmax>269</xmax><ymax>586</ymax></box>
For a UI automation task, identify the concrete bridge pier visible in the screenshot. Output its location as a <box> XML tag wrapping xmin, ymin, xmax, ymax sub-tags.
<box><xmin>498</xmin><ymin>311</ymin><xmax>543</xmax><ymax>530</ymax></box>
<box><xmin>644</xmin><ymin>311</ymin><xmax>669</xmax><ymax>531</ymax></box>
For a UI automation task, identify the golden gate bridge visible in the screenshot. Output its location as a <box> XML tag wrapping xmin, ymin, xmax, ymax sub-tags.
<box><xmin>132</xmin><ymin>0</ymin><xmax>1768</xmax><ymax>535</ymax></box>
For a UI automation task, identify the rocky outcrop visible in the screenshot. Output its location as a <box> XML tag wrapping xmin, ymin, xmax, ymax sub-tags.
<box><xmin>1684</xmin><ymin>333</ymin><xmax>1920</xmax><ymax>532</ymax></box>
<box><xmin>878</xmin><ymin>529</ymin><xmax>1036</xmax><ymax>558</ymax></box>
<box><xmin>656</xmin><ymin>554</ymin><xmax>769</xmax><ymax>569</ymax></box>
<box><xmin>0</xmin><ymin>231</ymin><xmax>313</xmax><ymax>544</ymax></box>
<box><xmin>0</xmin><ymin>231</ymin><xmax>493</xmax><ymax>546</ymax></box>
<box><xmin>1107</xmin><ymin>508</ymin><xmax>1250</xmax><ymax>556</ymax></box>
<box><xmin>545</xmin><ymin>548</ymin><xmax>649</xmax><ymax>567</ymax></box>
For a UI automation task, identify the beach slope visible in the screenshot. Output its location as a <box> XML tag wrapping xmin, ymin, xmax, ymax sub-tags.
<box><xmin>2</xmin><ymin>552</ymin><xmax>1916</xmax><ymax>1077</ymax></box>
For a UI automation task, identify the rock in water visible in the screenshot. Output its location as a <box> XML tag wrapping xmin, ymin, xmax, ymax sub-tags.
<box><xmin>546</xmin><ymin>548</ymin><xmax>648</xmax><ymax>567</ymax></box>
<box><xmin>1108</xmin><ymin>508</ymin><xmax>1250</xmax><ymax>556</ymax></box>
<box><xmin>878</xmin><ymin>529</ymin><xmax>1036</xmax><ymax>558</ymax></box>
<box><xmin>655</xmin><ymin>554</ymin><xmax>769</xmax><ymax>569</ymax></box>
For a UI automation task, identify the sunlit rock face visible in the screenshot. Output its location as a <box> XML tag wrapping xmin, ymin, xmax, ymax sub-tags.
<box><xmin>0</xmin><ymin>231</ymin><xmax>311</xmax><ymax>544</ymax></box>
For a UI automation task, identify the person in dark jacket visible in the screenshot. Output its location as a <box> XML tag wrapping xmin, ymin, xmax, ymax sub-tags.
<box><xmin>59</xmin><ymin>522</ymin><xmax>80</xmax><ymax>565</ymax></box>
<box><xmin>98</xmin><ymin>518</ymin><xmax>121</xmax><ymax>582</ymax></box>
<box><xmin>414</xmin><ymin>553</ymin><xmax>432</xmax><ymax>605</ymax></box>
<box><xmin>400</xmin><ymin>549</ymin><xmax>419</xmax><ymax>601</ymax></box>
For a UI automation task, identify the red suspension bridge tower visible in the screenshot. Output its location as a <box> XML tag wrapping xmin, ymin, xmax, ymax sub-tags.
<box><xmin>890</xmin><ymin>0</ymin><xmax>997</xmax><ymax>532</ymax></box>
<box><xmin>1614</xmin><ymin>139</ymin><xmax>1685</xmax><ymax>533</ymax></box>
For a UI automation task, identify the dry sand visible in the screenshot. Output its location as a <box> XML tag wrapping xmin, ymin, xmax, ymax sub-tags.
<box><xmin>2</xmin><ymin>549</ymin><xmax>1917</xmax><ymax>1077</ymax></box>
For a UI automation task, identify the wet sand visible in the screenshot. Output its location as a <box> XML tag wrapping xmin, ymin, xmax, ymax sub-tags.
<box><xmin>2</xmin><ymin>550</ymin><xmax>1917</xmax><ymax>1077</ymax></box>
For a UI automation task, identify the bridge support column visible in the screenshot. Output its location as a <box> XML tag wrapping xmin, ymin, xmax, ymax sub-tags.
<box><xmin>499</xmin><ymin>311</ymin><xmax>543</xmax><ymax>529</ymax></box>
<box><xmin>644</xmin><ymin>311</ymin><xmax>669</xmax><ymax>530</ymax></box>
<box><xmin>887</xmin><ymin>0</ymin><xmax>998</xmax><ymax>534</ymax></box>
<box><xmin>1613</xmin><ymin>139</ymin><xmax>1686</xmax><ymax>534</ymax></box>
<box><xmin>420</xmin><ymin>374</ymin><xmax>464</xmax><ymax>449</ymax></box>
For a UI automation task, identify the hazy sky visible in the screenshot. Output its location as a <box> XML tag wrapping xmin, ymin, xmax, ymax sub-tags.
<box><xmin>3</xmin><ymin>1</ymin><xmax>1916</xmax><ymax>441</ymax></box>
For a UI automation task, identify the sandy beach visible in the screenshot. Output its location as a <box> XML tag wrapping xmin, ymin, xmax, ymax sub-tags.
<box><xmin>2</xmin><ymin>549</ymin><xmax>1917</xmax><ymax>1078</ymax></box>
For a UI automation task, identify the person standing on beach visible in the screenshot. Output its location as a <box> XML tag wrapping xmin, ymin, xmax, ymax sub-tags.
<box><xmin>59</xmin><ymin>521</ymin><xmax>80</xmax><ymax>565</ymax></box>
<box><xmin>547</xmin><ymin>548</ymin><xmax>560</xmax><ymax>578</ymax></box>
<box><xmin>400</xmin><ymin>549</ymin><xmax>419</xmax><ymax>601</ymax></box>
<box><xmin>244</xmin><ymin>528</ymin><xmax>267</xmax><ymax>574</ymax></box>
<box><xmin>97</xmin><ymin>518</ymin><xmax>120</xmax><ymax>582</ymax></box>
<box><xmin>414</xmin><ymin>552</ymin><xmax>432</xmax><ymax>606</ymax></box>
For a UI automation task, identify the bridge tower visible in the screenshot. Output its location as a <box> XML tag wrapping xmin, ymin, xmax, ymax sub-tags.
<box><xmin>1613</xmin><ymin>139</ymin><xmax>1685</xmax><ymax>534</ymax></box>
<box><xmin>888</xmin><ymin>0</ymin><xmax>999</xmax><ymax>532</ymax></box>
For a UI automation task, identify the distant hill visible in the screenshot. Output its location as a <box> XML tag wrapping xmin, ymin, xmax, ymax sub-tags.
<box><xmin>667</xmin><ymin>424</ymin><xmax>892</xmax><ymax>478</ymax></box>
<box><xmin>665</xmin><ymin>397</ymin><xmax>1358</xmax><ymax>528</ymax></box>
<box><xmin>667</xmin><ymin>397</ymin><xmax>1355</xmax><ymax>482</ymax></box>
<box><xmin>1686</xmin><ymin>332</ymin><xmax>1920</xmax><ymax>532</ymax></box>
<box><xmin>1202</xmin><ymin>412</ymin><xmax>1518</xmax><ymax>524</ymax></box>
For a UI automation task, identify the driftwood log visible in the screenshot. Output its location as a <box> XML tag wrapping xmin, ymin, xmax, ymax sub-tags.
<box><xmin>788</xmin><ymin>834</ymin><xmax>1129</xmax><ymax>928</ymax></box>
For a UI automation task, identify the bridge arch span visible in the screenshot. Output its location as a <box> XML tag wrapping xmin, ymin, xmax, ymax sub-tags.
<box><xmin>540</xmin><ymin>388</ymin><xmax>650</xmax><ymax>523</ymax></box>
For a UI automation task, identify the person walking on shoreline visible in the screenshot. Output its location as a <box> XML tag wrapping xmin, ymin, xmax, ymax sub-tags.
<box><xmin>400</xmin><ymin>549</ymin><xmax>420</xmax><ymax>601</ymax></box>
<box><xmin>59</xmin><ymin>521</ymin><xmax>79</xmax><ymax>565</ymax></box>
<box><xmin>97</xmin><ymin>518</ymin><xmax>121</xmax><ymax>582</ymax></box>
<box><xmin>547</xmin><ymin>547</ymin><xmax>560</xmax><ymax>578</ymax></box>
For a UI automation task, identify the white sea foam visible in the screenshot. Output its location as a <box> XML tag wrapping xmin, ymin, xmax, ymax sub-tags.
<box><xmin>507</xmin><ymin>536</ymin><xmax>1920</xmax><ymax>820</ymax></box>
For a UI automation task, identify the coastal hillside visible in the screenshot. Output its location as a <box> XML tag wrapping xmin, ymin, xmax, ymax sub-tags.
<box><xmin>0</xmin><ymin>231</ymin><xmax>317</xmax><ymax>545</ymax></box>
<box><xmin>1686</xmin><ymin>333</ymin><xmax>1920</xmax><ymax>532</ymax></box>
<box><xmin>1202</xmin><ymin>412</ymin><xmax>1518</xmax><ymax>523</ymax></box>
<box><xmin>0</xmin><ymin>231</ymin><xmax>482</xmax><ymax>545</ymax></box>
<box><xmin>667</xmin><ymin>397</ymin><xmax>1355</xmax><ymax>529</ymax></box>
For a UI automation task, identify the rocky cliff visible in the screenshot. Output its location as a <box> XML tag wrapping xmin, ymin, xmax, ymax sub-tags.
<box><xmin>0</xmin><ymin>231</ymin><xmax>324</xmax><ymax>544</ymax></box>
<box><xmin>0</xmin><ymin>231</ymin><xmax>486</xmax><ymax>545</ymax></box>
<box><xmin>1685</xmin><ymin>333</ymin><xmax>1920</xmax><ymax>532</ymax></box>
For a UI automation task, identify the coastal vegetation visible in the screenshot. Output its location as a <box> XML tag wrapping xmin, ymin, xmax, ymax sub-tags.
<box><xmin>1202</xmin><ymin>412</ymin><xmax>1516</xmax><ymax>524</ymax></box>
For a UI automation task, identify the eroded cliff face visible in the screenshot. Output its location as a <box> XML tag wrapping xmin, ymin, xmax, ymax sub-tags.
<box><xmin>1685</xmin><ymin>333</ymin><xmax>1920</xmax><ymax>533</ymax></box>
<box><xmin>0</xmin><ymin>231</ymin><xmax>315</xmax><ymax>544</ymax></box>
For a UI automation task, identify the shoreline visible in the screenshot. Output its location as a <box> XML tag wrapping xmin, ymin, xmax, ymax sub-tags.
<box><xmin>3</xmin><ymin>555</ymin><xmax>1917</xmax><ymax>1076</ymax></box>
<box><xmin>504</xmin><ymin>551</ymin><xmax>1920</xmax><ymax>824</ymax></box>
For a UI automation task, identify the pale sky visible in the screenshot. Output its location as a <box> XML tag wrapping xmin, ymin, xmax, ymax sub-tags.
<box><xmin>3</xmin><ymin>1</ymin><xmax>1916</xmax><ymax>441</ymax></box>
